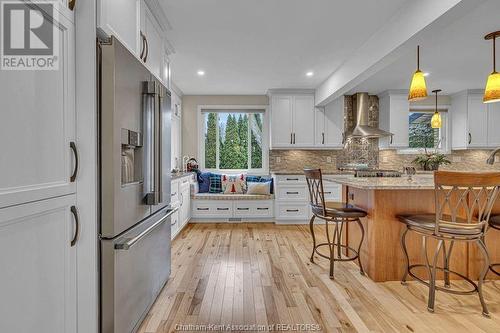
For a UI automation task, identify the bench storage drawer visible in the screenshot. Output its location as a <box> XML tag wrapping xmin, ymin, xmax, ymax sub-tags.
<box><xmin>192</xmin><ymin>201</ymin><xmax>233</xmax><ymax>218</ymax></box>
<box><xmin>275</xmin><ymin>202</ymin><xmax>310</xmax><ymax>220</ymax></box>
<box><xmin>234</xmin><ymin>201</ymin><xmax>274</xmax><ymax>218</ymax></box>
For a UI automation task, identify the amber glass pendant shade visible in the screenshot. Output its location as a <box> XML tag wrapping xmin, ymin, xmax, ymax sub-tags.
<box><xmin>484</xmin><ymin>31</ymin><xmax>500</xmax><ymax>103</ymax></box>
<box><xmin>408</xmin><ymin>46</ymin><xmax>428</xmax><ymax>101</ymax></box>
<box><xmin>408</xmin><ymin>70</ymin><xmax>428</xmax><ymax>101</ymax></box>
<box><xmin>484</xmin><ymin>71</ymin><xmax>500</xmax><ymax>103</ymax></box>
<box><xmin>431</xmin><ymin>111</ymin><xmax>442</xmax><ymax>129</ymax></box>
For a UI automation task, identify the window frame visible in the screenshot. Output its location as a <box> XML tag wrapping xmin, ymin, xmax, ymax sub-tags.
<box><xmin>397</xmin><ymin>104</ymin><xmax>451</xmax><ymax>155</ymax></box>
<box><xmin>197</xmin><ymin>105</ymin><xmax>269</xmax><ymax>174</ymax></box>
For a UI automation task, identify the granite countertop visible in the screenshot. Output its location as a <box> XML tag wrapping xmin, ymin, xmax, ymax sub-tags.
<box><xmin>323</xmin><ymin>174</ymin><xmax>435</xmax><ymax>190</ymax></box>
<box><xmin>171</xmin><ymin>171</ymin><xmax>196</xmax><ymax>180</ymax></box>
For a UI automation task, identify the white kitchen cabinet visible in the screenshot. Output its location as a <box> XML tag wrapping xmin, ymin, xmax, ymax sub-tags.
<box><xmin>451</xmin><ymin>90</ymin><xmax>491</xmax><ymax>149</ymax></box>
<box><xmin>180</xmin><ymin>180</ymin><xmax>191</xmax><ymax>225</ymax></box>
<box><xmin>0</xmin><ymin>195</ymin><xmax>77</xmax><ymax>333</ymax></box>
<box><xmin>139</xmin><ymin>1</ymin><xmax>165</xmax><ymax>79</ymax></box>
<box><xmin>270</xmin><ymin>93</ymin><xmax>315</xmax><ymax>149</ymax></box>
<box><xmin>170</xmin><ymin>175</ymin><xmax>193</xmax><ymax>238</ymax></box>
<box><xmin>315</xmin><ymin>97</ymin><xmax>344</xmax><ymax>148</ymax></box>
<box><xmin>0</xmin><ymin>5</ymin><xmax>76</xmax><ymax>209</ymax></box>
<box><xmin>97</xmin><ymin>0</ymin><xmax>140</xmax><ymax>55</ymax></box>
<box><xmin>171</xmin><ymin>91</ymin><xmax>182</xmax><ymax>171</ymax></box>
<box><xmin>487</xmin><ymin>102</ymin><xmax>500</xmax><ymax>147</ymax></box>
<box><xmin>378</xmin><ymin>91</ymin><xmax>409</xmax><ymax>149</ymax></box>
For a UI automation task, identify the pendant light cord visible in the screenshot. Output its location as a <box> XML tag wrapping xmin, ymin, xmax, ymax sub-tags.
<box><xmin>417</xmin><ymin>45</ymin><xmax>420</xmax><ymax>71</ymax></box>
<box><xmin>493</xmin><ymin>35</ymin><xmax>496</xmax><ymax>72</ymax></box>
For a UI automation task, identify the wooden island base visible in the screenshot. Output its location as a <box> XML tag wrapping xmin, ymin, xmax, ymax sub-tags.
<box><xmin>342</xmin><ymin>186</ymin><xmax>500</xmax><ymax>282</ymax></box>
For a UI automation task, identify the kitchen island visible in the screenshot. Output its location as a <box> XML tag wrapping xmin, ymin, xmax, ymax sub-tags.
<box><xmin>325</xmin><ymin>174</ymin><xmax>500</xmax><ymax>282</ymax></box>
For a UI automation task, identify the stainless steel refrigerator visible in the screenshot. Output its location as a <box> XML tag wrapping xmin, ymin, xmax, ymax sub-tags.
<box><xmin>98</xmin><ymin>37</ymin><xmax>174</xmax><ymax>333</ymax></box>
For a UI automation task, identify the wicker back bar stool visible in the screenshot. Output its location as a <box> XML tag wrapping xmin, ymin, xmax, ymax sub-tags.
<box><xmin>397</xmin><ymin>171</ymin><xmax>500</xmax><ymax>316</ymax></box>
<box><xmin>304</xmin><ymin>168</ymin><xmax>367</xmax><ymax>279</ymax></box>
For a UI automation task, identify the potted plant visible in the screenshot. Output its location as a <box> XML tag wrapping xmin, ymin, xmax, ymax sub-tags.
<box><xmin>413</xmin><ymin>147</ymin><xmax>451</xmax><ymax>171</ymax></box>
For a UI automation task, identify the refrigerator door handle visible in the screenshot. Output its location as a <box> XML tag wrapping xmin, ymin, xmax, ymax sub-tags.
<box><xmin>157</xmin><ymin>85</ymin><xmax>164</xmax><ymax>204</ymax></box>
<box><xmin>143</xmin><ymin>81</ymin><xmax>160</xmax><ymax>205</ymax></box>
<box><xmin>115</xmin><ymin>208</ymin><xmax>177</xmax><ymax>250</ymax></box>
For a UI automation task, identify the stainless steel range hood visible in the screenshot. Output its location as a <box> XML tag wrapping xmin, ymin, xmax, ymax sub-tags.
<box><xmin>348</xmin><ymin>93</ymin><xmax>393</xmax><ymax>139</ymax></box>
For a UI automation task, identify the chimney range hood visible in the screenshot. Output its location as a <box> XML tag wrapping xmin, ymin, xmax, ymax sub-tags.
<box><xmin>348</xmin><ymin>93</ymin><xmax>393</xmax><ymax>139</ymax></box>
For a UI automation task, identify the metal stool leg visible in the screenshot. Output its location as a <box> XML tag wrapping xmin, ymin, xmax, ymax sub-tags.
<box><xmin>355</xmin><ymin>218</ymin><xmax>365</xmax><ymax>275</ymax></box>
<box><xmin>336</xmin><ymin>220</ymin><xmax>344</xmax><ymax>259</ymax></box>
<box><xmin>442</xmin><ymin>241</ymin><xmax>454</xmax><ymax>288</ymax></box>
<box><xmin>401</xmin><ymin>227</ymin><xmax>410</xmax><ymax>285</ymax></box>
<box><xmin>309</xmin><ymin>215</ymin><xmax>316</xmax><ymax>263</ymax></box>
<box><xmin>477</xmin><ymin>238</ymin><xmax>491</xmax><ymax>317</ymax></box>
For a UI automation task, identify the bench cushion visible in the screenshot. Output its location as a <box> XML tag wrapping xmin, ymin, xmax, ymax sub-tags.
<box><xmin>192</xmin><ymin>193</ymin><xmax>274</xmax><ymax>200</ymax></box>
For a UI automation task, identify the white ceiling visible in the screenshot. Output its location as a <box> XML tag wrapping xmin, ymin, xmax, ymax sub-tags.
<box><xmin>160</xmin><ymin>0</ymin><xmax>411</xmax><ymax>95</ymax></box>
<box><xmin>349</xmin><ymin>0</ymin><xmax>500</xmax><ymax>96</ymax></box>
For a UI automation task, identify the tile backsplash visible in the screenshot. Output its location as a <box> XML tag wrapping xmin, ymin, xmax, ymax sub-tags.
<box><xmin>269</xmin><ymin>150</ymin><xmax>341</xmax><ymax>173</ymax></box>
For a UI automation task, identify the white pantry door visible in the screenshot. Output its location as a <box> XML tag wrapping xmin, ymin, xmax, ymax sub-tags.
<box><xmin>0</xmin><ymin>7</ymin><xmax>76</xmax><ymax>208</ymax></box>
<box><xmin>0</xmin><ymin>195</ymin><xmax>77</xmax><ymax>333</ymax></box>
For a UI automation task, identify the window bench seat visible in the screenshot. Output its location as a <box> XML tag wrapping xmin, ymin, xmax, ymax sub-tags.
<box><xmin>191</xmin><ymin>192</ymin><xmax>274</xmax><ymax>221</ymax></box>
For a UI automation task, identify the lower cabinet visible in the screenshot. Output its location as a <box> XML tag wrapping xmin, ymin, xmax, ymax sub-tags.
<box><xmin>0</xmin><ymin>195</ymin><xmax>77</xmax><ymax>333</ymax></box>
<box><xmin>191</xmin><ymin>200</ymin><xmax>274</xmax><ymax>220</ymax></box>
<box><xmin>171</xmin><ymin>175</ymin><xmax>194</xmax><ymax>239</ymax></box>
<box><xmin>274</xmin><ymin>174</ymin><xmax>341</xmax><ymax>222</ymax></box>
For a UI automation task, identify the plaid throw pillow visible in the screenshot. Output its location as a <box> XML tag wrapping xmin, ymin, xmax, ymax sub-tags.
<box><xmin>209</xmin><ymin>174</ymin><xmax>222</xmax><ymax>193</ymax></box>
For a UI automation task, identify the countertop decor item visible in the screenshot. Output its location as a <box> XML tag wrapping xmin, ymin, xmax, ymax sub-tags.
<box><xmin>412</xmin><ymin>148</ymin><xmax>451</xmax><ymax>171</ymax></box>
<box><xmin>430</xmin><ymin>89</ymin><xmax>442</xmax><ymax>128</ymax></box>
<box><xmin>483</xmin><ymin>31</ymin><xmax>500</xmax><ymax>103</ymax></box>
<box><xmin>408</xmin><ymin>45</ymin><xmax>428</xmax><ymax>101</ymax></box>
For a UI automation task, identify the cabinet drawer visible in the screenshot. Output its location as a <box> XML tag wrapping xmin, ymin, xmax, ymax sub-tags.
<box><xmin>276</xmin><ymin>175</ymin><xmax>306</xmax><ymax>184</ymax></box>
<box><xmin>234</xmin><ymin>201</ymin><xmax>273</xmax><ymax>218</ymax></box>
<box><xmin>275</xmin><ymin>203</ymin><xmax>310</xmax><ymax>220</ymax></box>
<box><xmin>276</xmin><ymin>185</ymin><xmax>308</xmax><ymax>201</ymax></box>
<box><xmin>323</xmin><ymin>184</ymin><xmax>341</xmax><ymax>202</ymax></box>
<box><xmin>171</xmin><ymin>181</ymin><xmax>180</xmax><ymax>204</ymax></box>
<box><xmin>192</xmin><ymin>201</ymin><xmax>232</xmax><ymax>218</ymax></box>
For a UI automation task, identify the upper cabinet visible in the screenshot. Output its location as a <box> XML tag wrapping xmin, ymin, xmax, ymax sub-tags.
<box><xmin>269</xmin><ymin>92</ymin><xmax>315</xmax><ymax>149</ymax></box>
<box><xmin>451</xmin><ymin>90</ymin><xmax>498</xmax><ymax>149</ymax></box>
<box><xmin>378</xmin><ymin>91</ymin><xmax>409</xmax><ymax>149</ymax></box>
<box><xmin>315</xmin><ymin>97</ymin><xmax>344</xmax><ymax>148</ymax></box>
<box><xmin>98</xmin><ymin>0</ymin><xmax>171</xmax><ymax>87</ymax></box>
<box><xmin>171</xmin><ymin>90</ymin><xmax>182</xmax><ymax>171</ymax></box>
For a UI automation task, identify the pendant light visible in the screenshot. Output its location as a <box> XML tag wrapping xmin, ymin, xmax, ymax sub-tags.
<box><xmin>408</xmin><ymin>45</ymin><xmax>428</xmax><ymax>101</ymax></box>
<box><xmin>431</xmin><ymin>89</ymin><xmax>442</xmax><ymax>129</ymax></box>
<box><xmin>483</xmin><ymin>31</ymin><xmax>500</xmax><ymax>103</ymax></box>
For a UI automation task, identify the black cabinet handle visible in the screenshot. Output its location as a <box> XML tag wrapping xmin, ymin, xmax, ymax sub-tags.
<box><xmin>468</xmin><ymin>133</ymin><xmax>472</xmax><ymax>145</ymax></box>
<box><xmin>323</xmin><ymin>191</ymin><xmax>332</xmax><ymax>194</ymax></box>
<box><xmin>290</xmin><ymin>133</ymin><xmax>293</xmax><ymax>144</ymax></box>
<box><xmin>257</xmin><ymin>207</ymin><xmax>269</xmax><ymax>210</ymax></box>
<box><xmin>293</xmin><ymin>133</ymin><xmax>296</xmax><ymax>144</ymax></box>
<box><xmin>237</xmin><ymin>207</ymin><xmax>249</xmax><ymax>211</ymax></box>
<box><xmin>286</xmin><ymin>178</ymin><xmax>299</xmax><ymax>181</ymax></box>
<box><xmin>139</xmin><ymin>31</ymin><xmax>146</xmax><ymax>60</ymax></box>
<box><xmin>70</xmin><ymin>141</ymin><xmax>78</xmax><ymax>182</ymax></box>
<box><xmin>70</xmin><ymin>205</ymin><xmax>79</xmax><ymax>247</ymax></box>
<box><xmin>286</xmin><ymin>191</ymin><xmax>299</xmax><ymax>195</ymax></box>
<box><xmin>197</xmin><ymin>208</ymin><xmax>209</xmax><ymax>211</ymax></box>
<box><xmin>286</xmin><ymin>209</ymin><xmax>299</xmax><ymax>212</ymax></box>
<box><xmin>390</xmin><ymin>135</ymin><xmax>393</xmax><ymax>145</ymax></box>
<box><xmin>217</xmin><ymin>207</ymin><xmax>229</xmax><ymax>211</ymax></box>
<box><xmin>143</xmin><ymin>34</ymin><xmax>149</xmax><ymax>62</ymax></box>
<box><xmin>322</xmin><ymin>132</ymin><xmax>325</xmax><ymax>144</ymax></box>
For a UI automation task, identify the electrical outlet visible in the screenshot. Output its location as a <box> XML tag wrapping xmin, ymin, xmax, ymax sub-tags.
<box><xmin>326</xmin><ymin>156</ymin><xmax>332</xmax><ymax>163</ymax></box>
<box><xmin>452</xmin><ymin>156</ymin><xmax>462</xmax><ymax>162</ymax></box>
<box><xmin>276</xmin><ymin>156</ymin><xmax>281</xmax><ymax>163</ymax></box>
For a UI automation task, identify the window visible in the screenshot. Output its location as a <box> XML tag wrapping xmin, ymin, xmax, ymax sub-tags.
<box><xmin>405</xmin><ymin>108</ymin><xmax>449</xmax><ymax>152</ymax></box>
<box><xmin>408</xmin><ymin>112</ymin><xmax>441</xmax><ymax>148</ymax></box>
<box><xmin>201</xmin><ymin>109</ymin><xmax>266</xmax><ymax>171</ymax></box>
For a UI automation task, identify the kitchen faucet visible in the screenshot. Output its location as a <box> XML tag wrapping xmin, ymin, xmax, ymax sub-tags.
<box><xmin>486</xmin><ymin>147</ymin><xmax>500</xmax><ymax>164</ymax></box>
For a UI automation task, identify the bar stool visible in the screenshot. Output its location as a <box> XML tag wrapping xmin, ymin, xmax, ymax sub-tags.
<box><xmin>397</xmin><ymin>171</ymin><xmax>500</xmax><ymax>316</ymax></box>
<box><xmin>487</xmin><ymin>215</ymin><xmax>500</xmax><ymax>276</ymax></box>
<box><xmin>304</xmin><ymin>168</ymin><xmax>368</xmax><ymax>279</ymax></box>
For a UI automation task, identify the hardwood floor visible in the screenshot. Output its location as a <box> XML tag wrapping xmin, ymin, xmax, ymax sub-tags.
<box><xmin>138</xmin><ymin>223</ymin><xmax>500</xmax><ymax>333</ymax></box>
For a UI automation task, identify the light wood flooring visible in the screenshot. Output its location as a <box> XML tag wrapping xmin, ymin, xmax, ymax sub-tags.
<box><xmin>138</xmin><ymin>223</ymin><xmax>500</xmax><ymax>332</ymax></box>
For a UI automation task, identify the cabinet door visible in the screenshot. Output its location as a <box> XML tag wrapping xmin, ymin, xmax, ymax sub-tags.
<box><xmin>487</xmin><ymin>102</ymin><xmax>500</xmax><ymax>147</ymax></box>
<box><xmin>324</xmin><ymin>97</ymin><xmax>344</xmax><ymax>148</ymax></box>
<box><xmin>171</xmin><ymin>116</ymin><xmax>181</xmax><ymax>170</ymax></box>
<box><xmin>315</xmin><ymin>108</ymin><xmax>326</xmax><ymax>146</ymax></box>
<box><xmin>0</xmin><ymin>7</ymin><xmax>75</xmax><ymax>209</ymax></box>
<box><xmin>467</xmin><ymin>94</ymin><xmax>488</xmax><ymax>147</ymax></box>
<box><xmin>292</xmin><ymin>95</ymin><xmax>315</xmax><ymax>147</ymax></box>
<box><xmin>271</xmin><ymin>95</ymin><xmax>293</xmax><ymax>148</ymax></box>
<box><xmin>180</xmin><ymin>182</ymin><xmax>191</xmax><ymax>225</ymax></box>
<box><xmin>0</xmin><ymin>195</ymin><xmax>77</xmax><ymax>333</ymax></box>
<box><xmin>97</xmin><ymin>0</ymin><xmax>140</xmax><ymax>55</ymax></box>
<box><xmin>142</xmin><ymin>4</ymin><xmax>164</xmax><ymax>79</ymax></box>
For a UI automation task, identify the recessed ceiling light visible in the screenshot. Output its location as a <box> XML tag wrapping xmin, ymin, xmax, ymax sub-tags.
<box><xmin>197</xmin><ymin>70</ymin><xmax>205</xmax><ymax>76</ymax></box>
<box><xmin>306</xmin><ymin>71</ymin><xmax>314</xmax><ymax>77</ymax></box>
<box><xmin>423</xmin><ymin>72</ymin><xmax>430</xmax><ymax>77</ymax></box>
